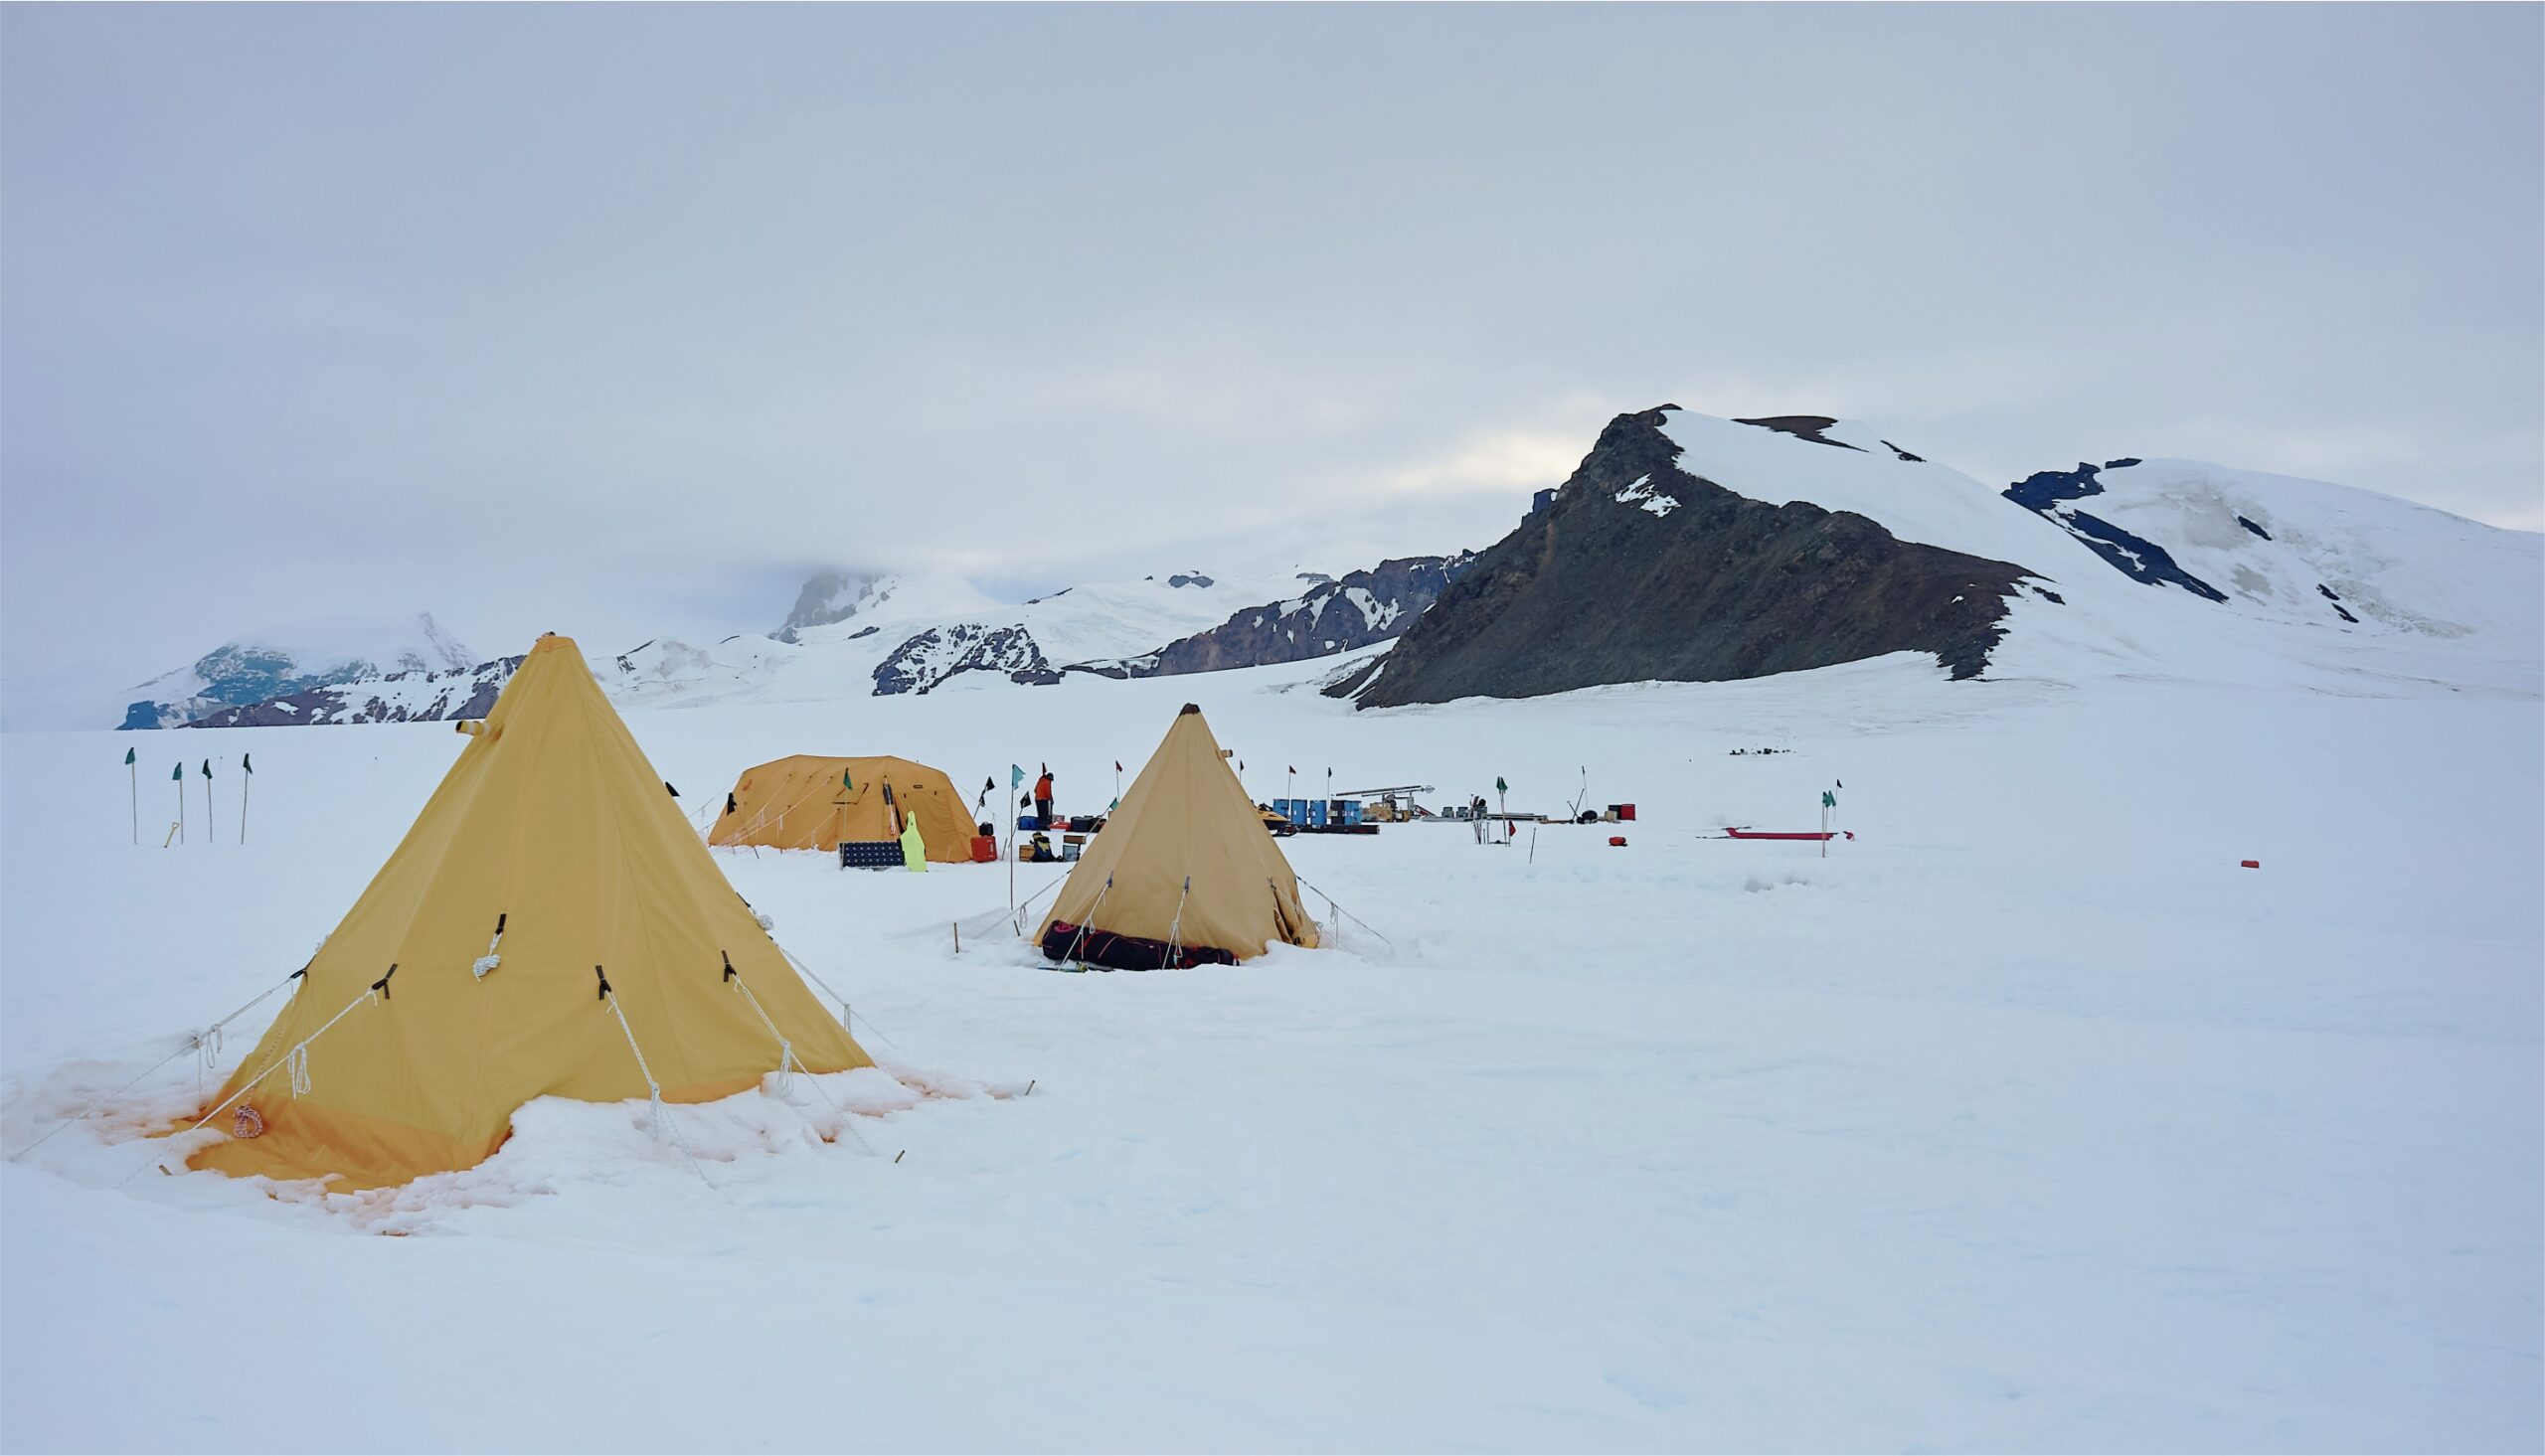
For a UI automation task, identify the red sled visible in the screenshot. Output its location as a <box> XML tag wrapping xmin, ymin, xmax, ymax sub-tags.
<box><xmin>1724</xmin><ymin>828</ymin><xmax>1838</xmax><ymax>841</ymax></box>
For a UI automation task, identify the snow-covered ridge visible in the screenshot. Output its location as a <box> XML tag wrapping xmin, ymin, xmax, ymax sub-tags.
<box><xmin>117</xmin><ymin>611</ymin><xmax>475</xmax><ymax>729</ymax></box>
<box><xmin>1657</xmin><ymin>407</ymin><xmax>2540</xmax><ymax>664</ymax></box>
<box><xmin>2006</xmin><ymin>457</ymin><xmax>2540</xmax><ymax>642</ymax></box>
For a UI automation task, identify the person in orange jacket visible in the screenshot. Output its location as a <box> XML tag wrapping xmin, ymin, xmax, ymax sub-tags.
<box><xmin>1033</xmin><ymin>767</ymin><xmax>1055</xmax><ymax>829</ymax></box>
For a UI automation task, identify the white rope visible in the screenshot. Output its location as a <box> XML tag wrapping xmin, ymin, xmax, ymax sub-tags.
<box><xmin>1009</xmin><ymin>874</ymin><xmax>1067</xmax><ymax>938</ymax></box>
<box><xmin>9</xmin><ymin>1039</ymin><xmax>199</xmax><ymax>1163</ymax></box>
<box><xmin>1164</xmin><ymin>876</ymin><xmax>1191</xmax><ymax>967</ymax></box>
<box><xmin>115</xmin><ymin>985</ymin><xmax>381</xmax><ymax>1187</ymax></box>
<box><xmin>772</xmin><ymin>942</ymin><xmax>904</xmax><ymax>1051</ymax></box>
<box><xmin>727</xmin><ymin>973</ymin><xmax>878</xmax><ymax>1155</ymax></box>
<box><xmin>10</xmin><ymin>966</ymin><xmax>305</xmax><ymax>1164</ymax></box>
<box><xmin>285</xmin><ymin>1045</ymin><xmax>311</xmax><ymax>1096</ymax></box>
<box><xmin>1061</xmin><ymin>876</ymin><xmax>1114</xmax><ymax>966</ymax></box>
<box><xmin>726</xmin><ymin>974</ymin><xmax>793</xmax><ymax>1099</ymax></box>
<box><xmin>600</xmin><ymin>989</ymin><xmax>712</xmax><ymax>1187</ymax></box>
<box><xmin>1295</xmin><ymin>876</ymin><xmax>1395</xmax><ymax>948</ymax></box>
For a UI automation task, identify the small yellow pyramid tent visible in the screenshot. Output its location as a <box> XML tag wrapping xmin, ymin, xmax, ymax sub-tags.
<box><xmin>189</xmin><ymin>635</ymin><xmax>874</xmax><ymax>1190</ymax></box>
<box><xmin>711</xmin><ymin>755</ymin><xmax>974</xmax><ymax>862</ymax></box>
<box><xmin>1035</xmin><ymin>703</ymin><xmax>1319</xmax><ymax>969</ymax></box>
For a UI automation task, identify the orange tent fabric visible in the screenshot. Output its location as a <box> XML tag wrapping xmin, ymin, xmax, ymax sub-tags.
<box><xmin>711</xmin><ymin>755</ymin><xmax>974</xmax><ymax>862</ymax></box>
<box><xmin>1036</xmin><ymin>703</ymin><xmax>1318</xmax><ymax>962</ymax></box>
<box><xmin>188</xmin><ymin>635</ymin><xmax>873</xmax><ymax>1190</ymax></box>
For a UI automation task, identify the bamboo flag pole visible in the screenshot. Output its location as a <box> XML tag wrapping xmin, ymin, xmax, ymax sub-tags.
<box><xmin>1820</xmin><ymin>788</ymin><xmax>1835</xmax><ymax>859</ymax></box>
<box><xmin>200</xmin><ymin>759</ymin><xmax>216</xmax><ymax>845</ymax></box>
<box><xmin>125</xmin><ymin>747</ymin><xmax>137</xmax><ymax>844</ymax></box>
<box><xmin>240</xmin><ymin>752</ymin><xmax>254</xmax><ymax>846</ymax></box>
<box><xmin>172</xmin><ymin>761</ymin><xmax>185</xmax><ymax>845</ymax></box>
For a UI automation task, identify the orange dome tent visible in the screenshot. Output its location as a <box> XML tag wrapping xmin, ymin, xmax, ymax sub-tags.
<box><xmin>711</xmin><ymin>755</ymin><xmax>975</xmax><ymax>862</ymax></box>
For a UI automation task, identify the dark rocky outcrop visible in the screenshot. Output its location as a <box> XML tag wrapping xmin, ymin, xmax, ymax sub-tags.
<box><xmin>1336</xmin><ymin>407</ymin><xmax>2037</xmax><ymax>709</ymax></box>
<box><xmin>1735</xmin><ymin>415</ymin><xmax>1863</xmax><ymax>451</ymax></box>
<box><xmin>872</xmin><ymin>624</ymin><xmax>1056</xmax><ymax>695</ymax></box>
<box><xmin>2003</xmin><ymin>462</ymin><xmax>2229</xmax><ymax>602</ymax></box>
<box><xmin>1070</xmin><ymin>555</ymin><xmax>1476</xmax><ymax>681</ymax></box>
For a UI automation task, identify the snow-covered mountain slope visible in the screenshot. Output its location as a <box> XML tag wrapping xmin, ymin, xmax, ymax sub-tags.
<box><xmin>1351</xmin><ymin>405</ymin><xmax>2539</xmax><ymax>709</ymax></box>
<box><xmin>1072</xmin><ymin>555</ymin><xmax>1475</xmax><ymax>680</ymax></box>
<box><xmin>2004</xmin><ymin>456</ymin><xmax>2541</xmax><ymax>641</ymax></box>
<box><xmin>182</xmin><ymin>655</ymin><xmax>521</xmax><ymax>728</ymax></box>
<box><xmin>604</xmin><ymin>566</ymin><xmax>1327</xmax><ymax>707</ymax></box>
<box><xmin>116</xmin><ymin>612</ymin><xmax>475</xmax><ymax>729</ymax></box>
<box><xmin>772</xmin><ymin>568</ymin><xmax>1003</xmax><ymax>643</ymax></box>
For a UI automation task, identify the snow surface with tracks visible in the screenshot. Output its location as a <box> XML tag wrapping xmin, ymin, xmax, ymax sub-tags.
<box><xmin>4</xmin><ymin>609</ymin><xmax>2539</xmax><ymax>1450</ymax></box>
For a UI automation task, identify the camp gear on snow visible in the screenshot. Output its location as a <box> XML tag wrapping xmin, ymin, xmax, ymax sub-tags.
<box><xmin>900</xmin><ymin>814</ymin><xmax>927</xmax><ymax>872</ymax></box>
<box><xmin>1609</xmin><ymin>836</ymin><xmax>1628</xmax><ymax>847</ymax></box>
<box><xmin>712</xmin><ymin>754</ymin><xmax>973</xmax><ymax>862</ymax></box>
<box><xmin>1038</xmin><ymin>919</ymin><xmax>1238</xmax><ymax>971</ymax></box>
<box><xmin>1034</xmin><ymin>704</ymin><xmax>1317</xmax><ymax>971</ymax></box>
<box><xmin>971</xmin><ymin>836</ymin><xmax>1000</xmax><ymax>863</ymax></box>
<box><xmin>186</xmin><ymin>634</ymin><xmax>871</xmax><ymax>1191</ymax></box>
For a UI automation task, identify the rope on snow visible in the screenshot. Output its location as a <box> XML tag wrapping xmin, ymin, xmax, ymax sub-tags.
<box><xmin>1294</xmin><ymin>876</ymin><xmax>1395</xmax><ymax>949</ymax></box>
<box><xmin>724</xmin><ymin>954</ymin><xmax>878</xmax><ymax>1156</ymax></box>
<box><xmin>9</xmin><ymin>964</ymin><xmax>308</xmax><ymax>1163</ymax></box>
<box><xmin>114</xmin><ymin>981</ymin><xmax>386</xmax><ymax>1187</ymax></box>
<box><xmin>596</xmin><ymin>967</ymin><xmax>712</xmax><ymax>1187</ymax></box>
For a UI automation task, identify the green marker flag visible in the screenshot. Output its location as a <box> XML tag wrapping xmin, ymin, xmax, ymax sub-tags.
<box><xmin>1495</xmin><ymin>776</ymin><xmax>1507</xmax><ymax>793</ymax></box>
<box><xmin>172</xmin><ymin>762</ymin><xmax>183</xmax><ymax>781</ymax></box>
<box><xmin>1822</xmin><ymin>790</ymin><xmax>1836</xmax><ymax>808</ymax></box>
<box><xmin>842</xmin><ymin>767</ymin><xmax>854</xmax><ymax>790</ymax></box>
<box><xmin>124</xmin><ymin>747</ymin><xmax>135</xmax><ymax>765</ymax></box>
<box><xmin>242</xmin><ymin>752</ymin><xmax>255</xmax><ymax>846</ymax></box>
<box><xmin>243</xmin><ymin>753</ymin><xmax>254</xmax><ymax>774</ymax></box>
<box><xmin>1011</xmin><ymin>763</ymin><xmax>1025</xmax><ymax>788</ymax></box>
<box><xmin>126</xmin><ymin>747</ymin><xmax>137</xmax><ymax>844</ymax></box>
<box><xmin>201</xmin><ymin>759</ymin><xmax>213</xmax><ymax>779</ymax></box>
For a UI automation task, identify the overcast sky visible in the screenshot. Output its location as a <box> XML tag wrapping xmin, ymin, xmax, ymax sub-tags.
<box><xmin>4</xmin><ymin>3</ymin><xmax>2538</xmax><ymax>728</ymax></box>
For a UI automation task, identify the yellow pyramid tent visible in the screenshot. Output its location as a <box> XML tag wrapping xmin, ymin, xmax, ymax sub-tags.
<box><xmin>711</xmin><ymin>755</ymin><xmax>975</xmax><ymax>862</ymax></box>
<box><xmin>1035</xmin><ymin>703</ymin><xmax>1319</xmax><ymax>970</ymax></box>
<box><xmin>189</xmin><ymin>634</ymin><xmax>874</xmax><ymax>1190</ymax></box>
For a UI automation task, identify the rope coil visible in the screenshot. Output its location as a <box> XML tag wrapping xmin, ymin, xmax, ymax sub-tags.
<box><xmin>114</xmin><ymin>984</ymin><xmax>384</xmax><ymax>1187</ymax></box>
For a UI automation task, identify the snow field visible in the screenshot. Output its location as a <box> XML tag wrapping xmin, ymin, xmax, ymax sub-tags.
<box><xmin>1</xmin><ymin>651</ymin><xmax>2537</xmax><ymax>1451</ymax></box>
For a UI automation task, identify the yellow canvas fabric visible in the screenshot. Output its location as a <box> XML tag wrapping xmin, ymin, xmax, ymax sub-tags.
<box><xmin>711</xmin><ymin>755</ymin><xmax>975</xmax><ymax>861</ymax></box>
<box><xmin>1036</xmin><ymin>704</ymin><xmax>1319</xmax><ymax>960</ymax></box>
<box><xmin>189</xmin><ymin>635</ymin><xmax>873</xmax><ymax>1191</ymax></box>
